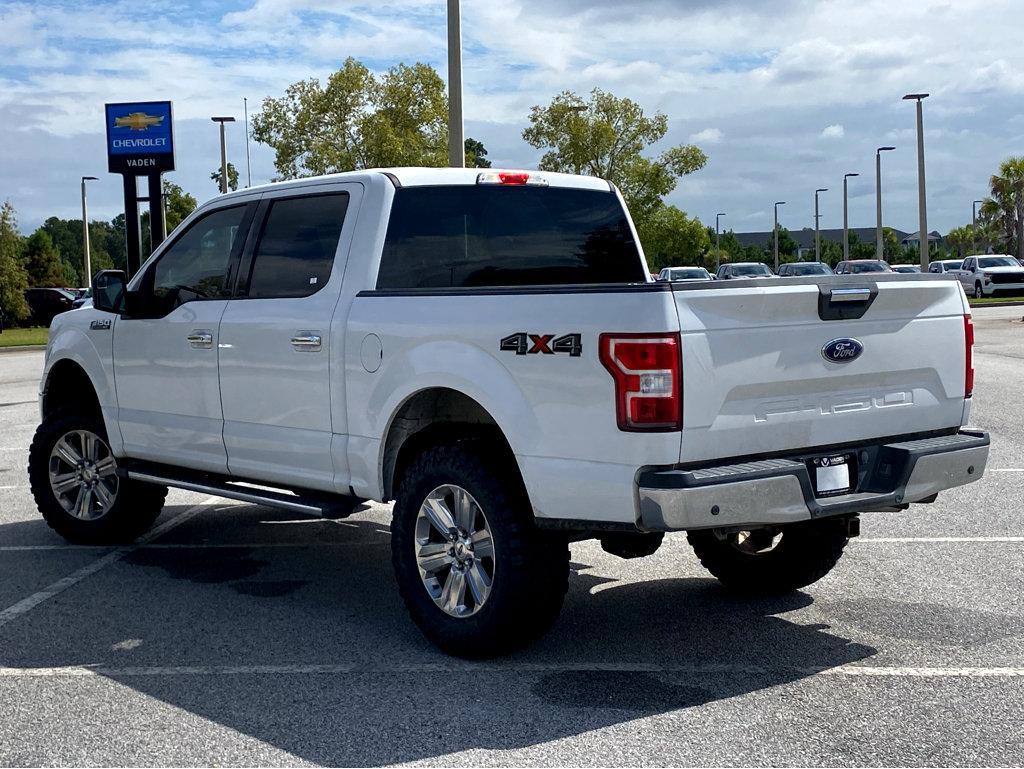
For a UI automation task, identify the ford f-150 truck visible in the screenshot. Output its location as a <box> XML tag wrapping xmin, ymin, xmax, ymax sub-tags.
<box><xmin>30</xmin><ymin>167</ymin><xmax>989</xmax><ymax>656</ymax></box>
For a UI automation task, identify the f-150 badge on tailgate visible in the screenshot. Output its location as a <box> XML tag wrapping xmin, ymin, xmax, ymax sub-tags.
<box><xmin>500</xmin><ymin>333</ymin><xmax>582</xmax><ymax>357</ymax></box>
<box><xmin>821</xmin><ymin>337</ymin><xmax>863</xmax><ymax>363</ymax></box>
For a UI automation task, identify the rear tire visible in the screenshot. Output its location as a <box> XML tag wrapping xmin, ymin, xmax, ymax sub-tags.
<box><xmin>974</xmin><ymin>282</ymin><xmax>984</xmax><ymax>299</ymax></box>
<box><xmin>688</xmin><ymin>518</ymin><xmax>850</xmax><ymax>595</ymax></box>
<box><xmin>28</xmin><ymin>410</ymin><xmax>167</xmax><ymax>544</ymax></box>
<box><xmin>391</xmin><ymin>441</ymin><xmax>569</xmax><ymax>657</ymax></box>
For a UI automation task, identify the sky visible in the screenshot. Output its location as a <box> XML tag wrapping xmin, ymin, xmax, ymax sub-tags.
<box><xmin>1</xmin><ymin>0</ymin><xmax>1023</xmax><ymax>236</ymax></box>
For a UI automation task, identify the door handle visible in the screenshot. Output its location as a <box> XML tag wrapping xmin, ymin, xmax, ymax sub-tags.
<box><xmin>187</xmin><ymin>331</ymin><xmax>214</xmax><ymax>349</ymax></box>
<box><xmin>290</xmin><ymin>333</ymin><xmax>322</xmax><ymax>352</ymax></box>
<box><xmin>829</xmin><ymin>288</ymin><xmax>871</xmax><ymax>303</ymax></box>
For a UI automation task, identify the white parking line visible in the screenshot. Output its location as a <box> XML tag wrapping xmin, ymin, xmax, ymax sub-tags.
<box><xmin>858</xmin><ymin>537</ymin><xmax>1024</xmax><ymax>543</ymax></box>
<box><xmin>0</xmin><ymin>662</ymin><xmax>1021</xmax><ymax>679</ymax></box>
<box><xmin>0</xmin><ymin>541</ymin><xmax>388</xmax><ymax>552</ymax></box>
<box><xmin>0</xmin><ymin>496</ymin><xmax>218</xmax><ymax>630</ymax></box>
<box><xmin>992</xmin><ymin>468</ymin><xmax>1024</xmax><ymax>472</ymax></box>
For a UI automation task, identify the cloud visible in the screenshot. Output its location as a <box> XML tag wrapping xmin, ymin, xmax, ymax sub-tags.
<box><xmin>821</xmin><ymin>124</ymin><xmax>845</xmax><ymax>139</ymax></box>
<box><xmin>690</xmin><ymin>128</ymin><xmax>723</xmax><ymax>144</ymax></box>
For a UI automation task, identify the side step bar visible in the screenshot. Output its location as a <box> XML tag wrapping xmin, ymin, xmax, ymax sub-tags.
<box><xmin>124</xmin><ymin>464</ymin><xmax>360</xmax><ymax>518</ymax></box>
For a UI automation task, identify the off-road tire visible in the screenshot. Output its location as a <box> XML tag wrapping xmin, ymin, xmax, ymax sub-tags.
<box><xmin>688</xmin><ymin>518</ymin><xmax>850</xmax><ymax>595</ymax></box>
<box><xmin>28</xmin><ymin>410</ymin><xmax>167</xmax><ymax>544</ymax></box>
<box><xmin>391</xmin><ymin>441</ymin><xmax>569</xmax><ymax>657</ymax></box>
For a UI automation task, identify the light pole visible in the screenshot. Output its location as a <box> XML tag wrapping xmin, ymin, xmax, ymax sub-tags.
<box><xmin>80</xmin><ymin>176</ymin><xmax>98</xmax><ymax>288</ymax></box>
<box><xmin>243</xmin><ymin>97</ymin><xmax>252</xmax><ymax>188</ymax></box>
<box><xmin>972</xmin><ymin>199</ymin><xmax>984</xmax><ymax>253</ymax></box>
<box><xmin>875</xmin><ymin>146</ymin><xmax>896</xmax><ymax>259</ymax></box>
<box><xmin>903</xmin><ymin>93</ymin><xmax>930</xmax><ymax>269</ymax></box>
<box><xmin>211</xmin><ymin>116</ymin><xmax>236</xmax><ymax>193</ymax></box>
<box><xmin>814</xmin><ymin>188</ymin><xmax>828</xmax><ymax>262</ymax></box>
<box><xmin>715</xmin><ymin>212</ymin><xmax>725</xmax><ymax>271</ymax></box>
<box><xmin>446</xmin><ymin>0</ymin><xmax>465</xmax><ymax>168</ymax></box>
<box><xmin>843</xmin><ymin>173</ymin><xmax>859</xmax><ymax>261</ymax></box>
<box><xmin>773</xmin><ymin>201</ymin><xmax>786</xmax><ymax>270</ymax></box>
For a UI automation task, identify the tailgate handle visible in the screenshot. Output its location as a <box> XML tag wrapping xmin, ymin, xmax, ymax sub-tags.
<box><xmin>830</xmin><ymin>288</ymin><xmax>872</xmax><ymax>303</ymax></box>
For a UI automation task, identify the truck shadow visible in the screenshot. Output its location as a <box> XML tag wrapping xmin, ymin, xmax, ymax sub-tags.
<box><xmin>0</xmin><ymin>503</ymin><xmax>878</xmax><ymax>765</ymax></box>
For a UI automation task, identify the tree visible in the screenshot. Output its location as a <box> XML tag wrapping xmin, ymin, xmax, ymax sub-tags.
<box><xmin>943</xmin><ymin>225</ymin><xmax>975</xmax><ymax>258</ymax></box>
<box><xmin>211</xmin><ymin>162</ymin><xmax>240</xmax><ymax>192</ymax></box>
<box><xmin>464</xmin><ymin>137</ymin><xmax>491</xmax><ymax>168</ymax></box>
<box><xmin>252</xmin><ymin>57</ymin><xmax>448</xmax><ymax>179</ymax></box>
<box><xmin>23</xmin><ymin>230</ymin><xmax>66</xmax><ymax>287</ymax></box>
<box><xmin>881</xmin><ymin>227</ymin><xmax>902</xmax><ymax>262</ymax></box>
<box><xmin>164</xmin><ymin>180</ymin><xmax>197</xmax><ymax>234</ymax></box>
<box><xmin>0</xmin><ymin>202</ymin><xmax>30</xmax><ymax>324</ymax></box>
<box><xmin>846</xmin><ymin>230</ymin><xmax>876</xmax><ymax>260</ymax></box>
<box><xmin>764</xmin><ymin>226</ymin><xmax>799</xmax><ymax>262</ymax></box>
<box><xmin>637</xmin><ymin>205</ymin><xmax>709</xmax><ymax>271</ymax></box>
<box><xmin>522</xmin><ymin>88</ymin><xmax>707</xmax><ymax>230</ymax></box>
<box><xmin>984</xmin><ymin>156</ymin><xmax>1024</xmax><ymax>261</ymax></box>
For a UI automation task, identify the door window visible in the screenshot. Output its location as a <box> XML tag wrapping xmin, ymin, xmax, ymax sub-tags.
<box><xmin>245</xmin><ymin>193</ymin><xmax>349</xmax><ymax>299</ymax></box>
<box><xmin>149</xmin><ymin>205</ymin><xmax>248</xmax><ymax>313</ymax></box>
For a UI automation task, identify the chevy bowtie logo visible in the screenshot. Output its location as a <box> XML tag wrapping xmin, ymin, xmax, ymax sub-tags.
<box><xmin>113</xmin><ymin>112</ymin><xmax>164</xmax><ymax>131</ymax></box>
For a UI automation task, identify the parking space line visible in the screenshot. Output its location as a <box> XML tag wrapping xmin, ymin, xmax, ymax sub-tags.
<box><xmin>0</xmin><ymin>541</ymin><xmax>388</xmax><ymax>552</ymax></box>
<box><xmin>0</xmin><ymin>662</ymin><xmax>1021</xmax><ymax>679</ymax></box>
<box><xmin>992</xmin><ymin>468</ymin><xmax>1024</xmax><ymax>472</ymax></box>
<box><xmin>858</xmin><ymin>537</ymin><xmax>1024</xmax><ymax>543</ymax></box>
<box><xmin>0</xmin><ymin>496</ymin><xmax>218</xmax><ymax>631</ymax></box>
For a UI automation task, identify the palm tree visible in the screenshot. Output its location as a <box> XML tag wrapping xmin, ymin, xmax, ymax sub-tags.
<box><xmin>985</xmin><ymin>156</ymin><xmax>1024</xmax><ymax>261</ymax></box>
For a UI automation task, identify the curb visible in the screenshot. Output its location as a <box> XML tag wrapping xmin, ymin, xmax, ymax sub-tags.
<box><xmin>0</xmin><ymin>345</ymin><xmax>46</xmax><ymax>354</ymax></box>
<box><xmin>968</xmin><ymin>300</ymin><xmax>1024</xmax><ymax>308</ymax></box>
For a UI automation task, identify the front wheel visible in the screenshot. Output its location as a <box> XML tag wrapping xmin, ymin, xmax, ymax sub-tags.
<box><xmin>391</xmin><ymin>441</ymin><xmax>569</xmax><ymax>657</ymax></box>
<box><xmin>28</xmin><ymin>410</ymin><xmax>167</xmax><ymax>544</ymax></box>
<box><xmin>974</xmin><ymin>282</ymin><xmax>984</xmax><ymax>299</ymax></box>
<box><xmin>688</xmin><ymin>518</ymin><xmax>850</xmax><ymax>595</ymax></box>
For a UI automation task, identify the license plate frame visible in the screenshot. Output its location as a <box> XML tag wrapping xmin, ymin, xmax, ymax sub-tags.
<box><xmin>811</xmin><ymin>454</ymin><xmax>852</xmax><ymax>497</ymax></box>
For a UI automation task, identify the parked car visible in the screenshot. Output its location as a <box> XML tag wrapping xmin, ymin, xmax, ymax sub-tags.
<box><xmin>834</xmin><ymin>259</ymin><xmax>892</xmax><ymax>274</ymax></box>
<box><xmin>657</xmin><ymin>266</ymin><xmax>712</xmax><ymax>282</ymax></box>
<box><xmin>954</xmin><ymin>254</ymin><xmax>1024</xmax><ymax>298</ymax></box>
<box><xmin>31</xmin><ymin>167</ymin><xmax>989</xmax><ymax>656</ymax></box>
<box><xmin>24</xmin><ymin>288</ymin><xmax>75</xmax><ymax>326</ymax></box>
<box><xmin>71</xmin><ymin>288</ymin><xmax>93</xmax><ymax>310</ymax></box>
<box><xmin>891</xmin><ymin>264</ymin><xmax>921</xmax><ymax>274</ymax></box>
<box><xmin>716</xmin><ymin>262</ymin><xmax>774</xmax><ymax>279</ymax></box>
<box><xmin>777</xmin><ymin>262</ymin><xmax>833</xmax><ymax>277</ymax></box>
<box><xmin>928</xmin><ymin>259</ymin><xmax>964</xmax><ymax>274</ymax></box>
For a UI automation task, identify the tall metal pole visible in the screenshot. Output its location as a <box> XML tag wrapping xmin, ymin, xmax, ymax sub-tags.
<box><xmin>773</xmin><ymin>201</ymin><xmax>786</xmax><ymax>270</ymax></box>
<box><xmin>715</xmin><ymin>212</ymin><xmax>725</xmax><ymax>271</ymax></box>
<box><xmin>843</xmin><ymin>173</ymin><xmax>858</xmax><ymax>262</ymax></box>
<box><xmin>244</xmin><ymin>97</ymin><xmax>252</xmax><ymax>188</ymax></box>
<box><xmin>80</xmin><ymin>176</ymin><xmax>97</xmax><ymax>288</ymax></box>
<box><xmin>904</xmin><ymin>93</ymin><xmax>930</xmax><ymax>269</ymax></box>
<box><xmin>446</xmin><ymin>0</ymin><xmax>465</xmax><ymax>168</ymax></box>
<box><xmin>875</xmin><ymin>146</ymin><xmax>895</xmax><ymax>259</ymax></box>
<box><xmin>972</xmin><ymin>199</ymin><xmax>983</xmax><ymax>253</ymax></box>
<box><xmin>814</xmin><ymin>188</ymin><xmax>828</xmax><ymax>262</ymax></box>
<box><xmin>211</xmin><ymin>116</ymin><xmax>235</xmax><ymax>193</ymax></box>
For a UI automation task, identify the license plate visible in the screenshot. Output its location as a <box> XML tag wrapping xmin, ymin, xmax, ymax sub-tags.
<box><xmin>813</xmin><ymin>455</ymin><xmax>851</xmax><ymax>496</ymax></box>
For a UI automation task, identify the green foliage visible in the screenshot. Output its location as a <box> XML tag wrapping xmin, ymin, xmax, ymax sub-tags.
<box><xmin>211</xmin><ymin>162</ymin><xmax>240</xmax><ymax>192</ymax></box>
<box><xmin>984</xmin><ymin>156</ymin><xmax>1024</xmax><ymax>260</ymax></box>
<box><xmin>637</xmin><ymin>205</ymin><xmax>709</xmax><ymax>271</ymax></box>
<box><xmin>252</xmin><ymin>57</ymin><xmax>449</xmax><ymax>179</ymax></box>
<box><xmin>846</xmin><ymin>231</ymin><xmax>876</xmax><ymax>260</ymax></box>
<box><xmin>764</xmin><ymin>226</ymin><xmax>798</xmax><ymax>261</ymax></box>
<box><xmin>0</xmin><ymin>201</ymin><xmax>30</xmax><ymax>323</ymax></box>
<box><xmin>464</xmin><ymin>138</ymin><xmax>491</xmax><ymax>168</ymax></box>
<box><xmin>23</xmin><ymin>230</ymin><xmax>67</xmax><ymax>287</ymax></box>
<box><xmin>943</xmin><ymin>225</ymin><xmax>975</xmax><ymax>258</ymax></box>
<box><xmin>164</xmin><ymin>180</ymin><xmax>197</xmax><ymax>235</ymax></box>
<box><xmin>522</xmin><ymin>88</ymin><xmax>707</xmax><ymax>231</ymax></box>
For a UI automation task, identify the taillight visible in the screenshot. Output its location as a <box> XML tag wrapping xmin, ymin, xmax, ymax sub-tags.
<box><xmin>476</xmin><ymin>171</ymin><xmax>548</xmax><ymax>186</ymax></box>
<box><xmin>599</xmin><ymin>333</ymin><xmax>682</xmax><ymax>431</ymax></box>
<box><xmin>964</xmin><ymin>314</ymin><xmax>974</xmax><ymax>398</ymax></box>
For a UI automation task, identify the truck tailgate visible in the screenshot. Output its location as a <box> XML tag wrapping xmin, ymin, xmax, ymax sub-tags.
<box><xmin>674</xmin><ymin>277</ymin><xmax>969</xmax><ymax>463</ymax></box>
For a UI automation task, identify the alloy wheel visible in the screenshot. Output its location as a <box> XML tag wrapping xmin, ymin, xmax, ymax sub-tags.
<box><xmin>48</xmin><ymin>429</ymin><xmax>119</xmax><ymax>520</ymax></box>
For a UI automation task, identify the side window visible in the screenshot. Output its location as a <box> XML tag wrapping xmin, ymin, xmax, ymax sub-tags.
<box><xmin>246</xmin><ymin>193</ymin><xmax>349</xmax><ymax>299</ymax></box>
<box><xmin>150</xmin><ymin>205</ymin><xmax>248</xmax><ymax>312</ymax></box>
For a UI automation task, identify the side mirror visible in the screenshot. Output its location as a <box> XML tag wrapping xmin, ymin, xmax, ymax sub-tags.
<box><xmin>92</xmin><ymin>270</ymin><xmax>126</xmax><ymax>314</ymax></box>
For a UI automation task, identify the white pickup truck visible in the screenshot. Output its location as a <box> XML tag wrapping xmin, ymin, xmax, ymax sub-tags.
<box><xmin>30</xmin><ymin>167</ymin><xmax>989</xmax><ymax>656</ymax></box>
<box><xmin>953</xmin><ymin>254</ymin><xmax>1024</xmax><ymax>298</ymax></box>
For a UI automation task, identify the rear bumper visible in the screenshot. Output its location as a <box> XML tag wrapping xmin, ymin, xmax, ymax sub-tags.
<box><xmin>637</xmin><ymin>430</ymin><xmax>989</xmax><ymax>532</ymax></box>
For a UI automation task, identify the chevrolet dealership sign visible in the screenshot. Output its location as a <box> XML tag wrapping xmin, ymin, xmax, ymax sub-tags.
<box><xmin>105</xmin><ymin>100</ymin><xmax>175</xmax><ymax>173</ymax></box>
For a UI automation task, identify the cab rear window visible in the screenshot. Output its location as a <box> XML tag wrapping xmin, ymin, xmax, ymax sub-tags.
<box><xmin>376</xmin><ymin>186</ymin><xmax>645</xmax><ymax>289</ymax></box>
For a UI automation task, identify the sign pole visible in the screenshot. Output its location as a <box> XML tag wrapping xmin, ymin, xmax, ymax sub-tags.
<box><xmin>147</xmin><ymin>173</ymin><xmax>165</xmax><ymax>253</ymax></box>
<box><xmin>123</xmin><ymin>175</ymin><xmax>142</xmax><ymax>278</ymax></box>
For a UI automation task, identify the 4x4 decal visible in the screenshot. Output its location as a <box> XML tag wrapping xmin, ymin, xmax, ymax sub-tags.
<box><xmin>500</xmin><ymin>333</ymin><xmax>582</xmax><ymax>357</ymax></box>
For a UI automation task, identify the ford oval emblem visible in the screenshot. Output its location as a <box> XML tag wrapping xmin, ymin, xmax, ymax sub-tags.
<box><xmin>821</xmin><ymin>337</ymin><xmax>863</xmax><ymax>363</ymax></box>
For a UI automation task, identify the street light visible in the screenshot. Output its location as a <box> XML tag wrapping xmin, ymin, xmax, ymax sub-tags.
<box><xmin>903</xmin><ymin>93</ymin><xmax>930</xmax><ymax>269</ymax></box>
<box><xmin>80</xmin><ymin>176</ymin><xmax>98</xmax><ymax>288</ymax></box>
<box><xmin>972</xmin><ymin>199</ymin><xmax>984</xmax><ymax>254</ymax></box>
<box><xmin>446</xmin><ymin>0</ymin><xmax>464</xmax><ymax>168</ymax></box>
<box><xmin>715</xmin><ymin>212</ymin><xmax>726</xmax><ymax>271</ymax></box>
<box><xmin>243</xmin><ymin>97</ymin><xmax>252</xmax><ymax>188</ymax></box>
<box><xmin>843</xmin><ymin>173</ymin><xmax>859</xmax><ymax>262</ymax></box>
<box><xmin>211</xmin><ymin>116</ymin><xmax>236</xmax><ymax>193</ymax></box>
<box><xmin>773</xmin><ymin>201</ymin><xmax>786</xmax><ymax>270</ymax></box>
<box><xmin>814</xmin><ymin>188</ymin><xmax>828</xmax><ymax>262</ymax></box>
<box><xmin>875</xmin><ymin>146</ymin><xmax>896</xmax><ymax>259</ymax></box>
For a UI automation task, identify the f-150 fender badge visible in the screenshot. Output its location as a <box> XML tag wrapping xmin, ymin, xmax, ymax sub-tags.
<box><xmin>500</xmin><ymin>332</ymin><xmax>582</xmax><ymax>357</ymax></box>
<box><xmin>89</xmin><ymin>319</ymin><xmax>112</xmax><ymax>331</ymax></box>
<box><xmin>821</xmin><ymin>337</ymin><xmax>863</xmax><ymax>363</ymax></box>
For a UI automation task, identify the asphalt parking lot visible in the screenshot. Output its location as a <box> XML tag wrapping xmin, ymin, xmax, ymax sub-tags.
<box><xmin>0</xmin><ymin>305</ymin><xmax>1021</xmax><ymax>766</ymax></box>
